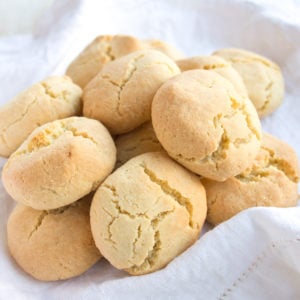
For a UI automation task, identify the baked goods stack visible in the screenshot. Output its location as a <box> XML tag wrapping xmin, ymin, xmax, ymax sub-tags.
<box><xmin>0</xmin><ymin>35</ymin><xmax>298</xmax><ymax>281</ymax></box>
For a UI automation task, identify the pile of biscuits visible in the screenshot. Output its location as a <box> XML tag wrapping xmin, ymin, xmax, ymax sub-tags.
<box><xmin>0</xmin><ymin>35</ymin><xmax>299</xmax><ymax>281</ymax></box>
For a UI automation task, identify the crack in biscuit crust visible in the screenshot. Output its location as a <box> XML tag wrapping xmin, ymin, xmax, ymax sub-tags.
<box><xmin>12</xmin><ymin>118</ymin><xmax>100</xmax><ymax>157</ymax></box>
<box><xmin>174</xmin><ymin>95</ymin><xmax>260</xmax><ymax>171</ymax></box>
<box><xmin>101</xmin><ymin>183</ymin><xmax>176</xmax><ymax>271</ymax></box>
<box><xmin>93</xmin><ymin>153</ymin><xmax>205</xmax><ymax>274</ymax></box>
<box><xmin>27</xmin><ymin>200</ymin><xmax>84</xmax><ymax>240</ymax></box>
<box><xmin>141</xmin><ymin>164</ymin><xmax>194</xmax><ymax>228</ymax></box>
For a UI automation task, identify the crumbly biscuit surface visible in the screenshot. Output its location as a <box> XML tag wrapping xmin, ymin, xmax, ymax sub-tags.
<box><xmin>213</xmin><ymin>48</ymin><xmax>284</xmax><ymax>117</ymax></box>
<box><xmin>90</xmin><ymin>152</ymin><xmax>206</xmax><ymax>275</ymax></box>
<box><xmin>2</xmin><ymin>117</ymin><xmax>116</xmax><ymax>209</ymax></box>
<box><xmin>66</xmin><ymin>35</ymin><xmax>144</xmax><ymax>88</ymax></box>
<box><xmin>0</xmin><ymin>76</ymin><xmax>82</xmax><ymax>157</ymax></box>
<box><xmin>83</xmin><ymin>49</ymin><xmax>180</xmax><ymax>135</ymax></box>
<box><xmin>66</xmin><ymin>35</ymin><xmax>184</xmax><ymax>88</ymax></box>
<box><xmin>152</xmin><ymin>70</ymin><xmax>262</xmax><ymax>181</ymax></box>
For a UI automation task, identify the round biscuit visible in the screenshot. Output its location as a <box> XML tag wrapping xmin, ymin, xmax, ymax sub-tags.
<box><xmin>152</xmin><ymin>70</ymin><xmax>262</xmax><ymax>181</ymax></box>
<box><xmin>7</xmin><ymin>195</ymin><xmax>101</xmax><ymax>281</ymax></box>
<box><xmin>2</xmin><ymin>116</ymin><xmax>116</xmax><ymax>210</ymax></box>
<box><xmin>83</xmin><ymin>49</ymin><xmax>180</xmax><ymax>135</ymax></box>
<box><xmin>90</xmin><ymin>152</ymin><xmax>207</xmax><ymax>275</ymax></box>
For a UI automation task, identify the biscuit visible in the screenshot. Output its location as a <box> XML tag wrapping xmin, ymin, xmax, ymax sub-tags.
<box><xmin>66</xmin><ymin>35</ymin><xmax>184</xmax><ymax>88</ymax></box>
<box><xmin>0</xmin><ymin>76</ymin><xmax>82</xmax><ymax>157</ymax></box>
<box><xmin>176</xmin><ymin>55</ymin><xmax>248</xmax><ymax>97</ymax></box>
<box><xmin>7</xmin><ymin>195</ymin><xmax>101</xmax><ymax>281</ymax></box>
<box><xmin>66</xmin><ymin>35</ymin><xmax>144</xmax><ymax>88</ymax></box>
<box><xmin>83</xmin><ymin>49</ymin><xmax>180</xmax><ymax>135</ymax></box>
<box><xmin>115</xmin><ymin>122</ymin><xmax>164</xmax><ymax>168</ymax></box>
<box><xmin>152</xmin><ymin>70</ymin><xmax>262</xmax><ymax>181</ymax></box>
<box><xmin>143</xmin><ymin>39</ymin><xmax>184</xmax><ymax>60</ymax></box>
<box><xmin>202</xmin><ymin>133</ymin><xmax>299</xmax><ymax>225</ymax></box>
<box><xmin>90</xmin><ymin>152</ymin><xmax>207</xmax><ymax>275</ymax></box>
<box><xmin>2</xmin><ymin>117</ymin><xmax>116</xmax><ymax>210</ymax></box>
<box><xmin>213</xmin><ymin>48</ymin><xmax>284</xmax><ymax>117</ymax></box>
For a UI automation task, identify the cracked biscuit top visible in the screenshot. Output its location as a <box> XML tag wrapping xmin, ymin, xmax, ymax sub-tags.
<box><xmin>66</xmin><ymin>35</ymin><xmax>184</xmax><ymax>89</ymax></box>
<box><xmin>2</xmin><ymin>117</ymin><xmax>116</xmax><ymax>210</ymax></box>
<box><xmin>176</xmin><ymin>55</ymin><xmax>248</xmax><ymax>98</ymax></box>
<box><xmin>83</xmin><ymin>49</ymin><xmax>181</xmax><ymax>135</ymax></box>
<box><xmin>0</xmin><ymin>76</ymin><xmax>82</xmax><ymax>157</ymax></box>
<box><xmin>7</xmin><ymin>195</ymin><xmax>101</xmax><ymax>281</ymax></box>
<box><xmin>202</xmin><ymin>132</ymin><xmax>299</xmax><ymax>225</ymax></box>
<box><xmin>90</xmin><ymin>152</ymin><xmax>207</xmax><ymax>275</ymax></box>
<box><xmin>151</xmin><ymin>70</ymin><xmax>262</xmax><ymax>181</ymax></box>
<box><xmin>66</xmin><ymin>35</ymin><xmax>145</xmax><ymax>88</ymax></box>
<box><xmin>115</xmin><ymin>122</ymin><xmax>164</xmax><ymax>168</ymax></box>
<box><xmin>213</xmin><ymin>48</ymin><xmax>284</xmax><ymax>117</ymax></box>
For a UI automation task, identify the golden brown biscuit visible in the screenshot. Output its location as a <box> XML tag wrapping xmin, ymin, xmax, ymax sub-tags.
<box><xmin>90</xmin><ymin>152</ymin><xmax>207</xmax><ymax>275</ymax></box>
<box><xmin>2</xmin><ymin>117</ymin><xmax>116</xmax><ymax>210</ymax></box>
<box><xmin>203</xmin><ymin>133</ymin><xmax>299</xmax><ymax>225</ymax></box>
<box><xmin>7</xmin><ymin>195</ymin><xmax>101</xmax><ymax>281</ymax></box>
<box><xmin>66</xmin><ymin>35</ymin><xmax>144</xmax><ymax>88</ymax></box>
<box><xmin>152</xmin><ymin>70</ymin><xmax>262</xmax><ymax>181</ymax></box>
<box><xmin>213</xmin><ymin>48</ymin><xmax>284</xmax><ymax>117</ymax></box>
<box><xmin>176</xmin><ymin>55</ymin><xmax>248</xmax><ymax>97</ymax></box>
<box><xmin>115</xmin><ymin>122</ymin><xmax>163</xmax><ymax>168</ymax></box>
<box><xmin>83</xmin><ymin>49</ymin><xmax>180</xmax><ymax>135</ymax></box>
<box><xmin>0</xmin><ymin>76</ymin><xmax>82</xmax><ymax>157</ymax></box>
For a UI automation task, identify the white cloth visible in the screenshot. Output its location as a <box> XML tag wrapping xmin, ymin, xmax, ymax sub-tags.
<box><xmin>0</xmin><ymin>0</ymin><xmax>299</xmax><ymax>299</ymax></box>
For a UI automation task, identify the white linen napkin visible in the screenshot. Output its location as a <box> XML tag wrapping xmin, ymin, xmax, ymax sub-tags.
<box><xmin>0</xmin><ymin>0</ymin><xmax>299</xmax><ymax>299</ymax></box>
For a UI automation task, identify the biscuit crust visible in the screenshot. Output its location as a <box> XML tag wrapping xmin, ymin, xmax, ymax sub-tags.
<box><xmin>213</xmin><ymin>48</ymin><xmax>284</xmax><ymax>117</ymax></box>
<box><xmin>0</xmin><ymin>76</ymin><xmax>82</xmax><ymax>157</ymax></box>
<box><xmin>152</xmin><ymin>70</ymin><xmax>262</xmax><ymax>181</ymax></box>
<box><xmin>7</xmin><ymin>195</ymin><xmax>101</xmax><ymax>281</ymax></box>
<box><xmin>115</xmin><ymin>122</ymin><xmax>163</xmax><ymax>168</ymax></box>
<box><xmin>2</xmin><ymin>117</ymin><xmax>116</xmax><ymax>210</ymax></box>
<box><xmin>143</xmin><ymin>39</ymin><xmax>184</xmax><ymax>60</ymax></box>
<box><xmin>66</xmin><ymin>35</ymin><xmax>184</xmax><ymax>88</ymax></box>
<box><xmin>203</xmin><ymin>133</ymin><xmax>299</xmax><ymax>225</ymax></box>
<box><xmin>83</xmin><ymin>49</ymin><xmax>180</xmax><ymax>135</ymax></box>
<box><xmin>66</xmin><ymin>35</ymin><xmax>144</xmax><ymax>88</ymax></box>
<box><xmin>177</xmin><ymin>55</ymin><xmax>248</xmax><ymax>97</ymax></box>
<box><xmin>90</xmin><ymin>152</ymin><xmax>206</xmax><ymax>275</ymax></box>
